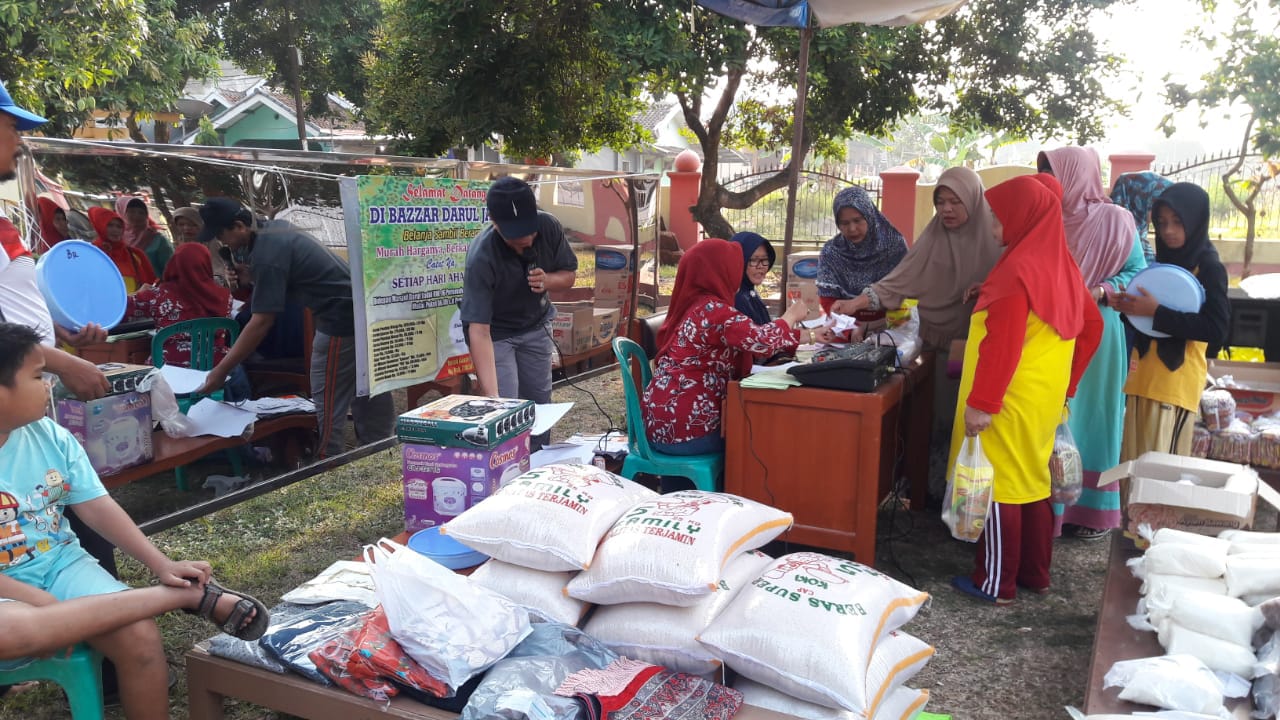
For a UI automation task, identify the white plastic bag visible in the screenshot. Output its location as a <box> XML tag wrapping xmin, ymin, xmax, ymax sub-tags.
<box><xmin>1103</xmin><ymin>654</ymin><xmax>1225</xmax><ymax>715</ymax></box>
<box><xmin>1050</xmin><ymin>419</ymin><xmax>1083</xmax><ymax>505</ymax></box>
<box><xmin>943</xmin><ymin>435</ymin><xmax>993</xmax><ymax>542</ymax></box>
<box><xmin>137</xmin><ymin>371</ymin><xmax>198</xmax><ymax>438</ymax></box>
<box><xmin>364</xmin><ymin>538</ymin><xmax>532</xmax><ymax>690</ymax></box>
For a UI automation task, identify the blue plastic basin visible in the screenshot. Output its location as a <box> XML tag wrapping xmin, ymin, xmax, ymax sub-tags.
<box><xmin>36</xmin><ymin>240</ymin><xmax>127</xmax><ymax>331</ymax></box>
<box><xmin>408</xmin><ymin>526</ymin><xmax>488</xmax><ymax>569</ymax></box>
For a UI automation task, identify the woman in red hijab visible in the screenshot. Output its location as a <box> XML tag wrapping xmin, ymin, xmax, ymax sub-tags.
<box><xmin>641</xmin><ymin>238</ymin><xmax>807</xmax><ymax>474</ymax></box>
<box><xmin>89</xmin><ymin>206</ymin><xmax>156</xmax><ymax>293</ymax></box>
<box><xmin>36</xmin><ymin>197</ymin><xmax>69</xmax><ymax>250</ymax></box>
<box><xmin>948</xmin><ymin>174</ymin><xmax>1102</xmax><ymax>606</ymax></box>
<box><xmin>127</xmin><ymin>242</ymin><xmax>233</xmax><ymax>367</ymax></box>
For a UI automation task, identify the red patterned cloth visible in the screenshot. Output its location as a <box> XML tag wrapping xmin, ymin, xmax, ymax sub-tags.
<box><xmin>309</xmin><ymin>624</ymin><xmax>399</xmax><ymax>702</ymax></box>
<box><xmin>346</xmin><ymin>606</ymin><xmax>449</xmax><ymax>697</ymax></box>
<box><xmin>126</xmin><ymin>286</ymin><xmax>233</xmax><ymax>367</ymax></box>
<box><xmin>555</xmin><ymin>657</ymin><xmax>742</xmax><ymax>720</ymax></box>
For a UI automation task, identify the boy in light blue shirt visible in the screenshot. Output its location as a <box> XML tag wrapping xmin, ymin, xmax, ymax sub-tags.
<box><xmin>0</xmin><ymin>322</ymin><xmax>268</xmax><ymax>718</ymax></box>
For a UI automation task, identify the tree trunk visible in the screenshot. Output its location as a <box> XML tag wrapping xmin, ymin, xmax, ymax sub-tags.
<box><xmin>1243</xmin><ymin>203</ymin><xmax>1256</xmax><ymax>279</ymax></box>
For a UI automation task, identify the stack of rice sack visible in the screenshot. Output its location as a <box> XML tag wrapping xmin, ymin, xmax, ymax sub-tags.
<box><xmin>1127</xmin><ymin>526</ymin><xmax>1280</xmax><ymax>710</ymax></box>
<box><xmin>1196</xmin><ymin>387</ymin><xmax>1280</xmax><ymax>468</ymax></box>
<box><xmin>440</xmin><ymin>463</ymin><xmax>656</xmax><ymax>625</ymax></box>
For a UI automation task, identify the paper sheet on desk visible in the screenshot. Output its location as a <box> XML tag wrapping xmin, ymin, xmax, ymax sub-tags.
<box><xmin>159</xmin><ymin>365</ymin><xmax>210</xmax><ymax>395</ymax></box>
<box><xmin>532</xmin><ymin>402</ymin><xmax>574</xmax><ymax>436</ymax></box>
<box><xmin>186</xmin><ymin>398</ymin><xmax>256</xmax><ymax>438</ymax></box>
<box><xmin>751</xmin><ymin>361</ymin><xmax>800</xmax><ymax>375</ymax></box>
<box><xmin>530</xmin><ymin>443</ymin><xmax>597</xmax><ymax>468</ymax></box>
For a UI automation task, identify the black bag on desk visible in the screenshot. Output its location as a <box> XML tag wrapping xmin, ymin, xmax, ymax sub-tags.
<box><xmin>787</xmin><ymin>342</ymin><xmax>897</xmax><ymax>392</ymax></box>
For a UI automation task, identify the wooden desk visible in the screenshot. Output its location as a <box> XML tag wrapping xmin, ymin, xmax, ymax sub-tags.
<box><xmin>722</xmin><ymin>355</ymin><xmax>933</xmax><ymax>566</ymax></box>
<box><xmin>100</xmin><ymin>414</ymin><xmax>316</xmax><ymax>488</ymax></box>
<box><xmin>78</xmin><ymin>331</ymin><xmax>154</xmax><ymax>366</ymax></box>
<box><xmin>1084</xmin><ymin>533</ymin><xmax>1252</xmax><ymax>717</ymax></box>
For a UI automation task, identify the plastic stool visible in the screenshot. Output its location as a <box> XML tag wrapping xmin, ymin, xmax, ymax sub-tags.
<box><xmin>0</xmin><ymin>645</ymin><xmax>104</xmax><ymax>719</ymax></box>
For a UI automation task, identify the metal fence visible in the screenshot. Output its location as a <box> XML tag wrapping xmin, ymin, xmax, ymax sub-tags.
<box><xmin>1154</xmin><ymin>151</ymin><xmax>1280</xmax><ymax>240</ymax></box>
<box><xmin>720</xmin><ymin>166</ymin><xmax>881</xmax><ymax>251</ymax></box>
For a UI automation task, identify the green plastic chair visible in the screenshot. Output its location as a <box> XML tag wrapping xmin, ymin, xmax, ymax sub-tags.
<box><xmin>611</xmin><ymin>337</ymin><xmax>723</xmax><ymax>492</ymax></box>
<box><xmin>0</xmin><ymin>644</ymin><xmax>104</xmax><ymax>719</ymax></box>
<box><xmin>151</xmin><ymin>317</ymin><xmax>245</xmax><ymax>490</ymax></box>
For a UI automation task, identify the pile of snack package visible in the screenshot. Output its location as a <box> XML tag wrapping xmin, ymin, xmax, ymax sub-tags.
<box><xmin>1102</xmin><ymin>525</ymin><xmax>1280</xmax><ymax>717</ymax></box>
<box><xmin>206</xmin><ymin>463</ymin><xmax>935</xmax><ymax>720</ymax></box>
<box><xmin>1196</xmin><ymin>387</ymin><xmax>1280</xmax><ymax>468</ymax></box>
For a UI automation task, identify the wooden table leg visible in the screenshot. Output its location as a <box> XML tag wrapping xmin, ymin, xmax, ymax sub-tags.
<box><xmin>186</xmin><ymin>662</ymin><xmax>226</xmax><ymax>720</ymax></box>
<box><xmin>905</xmin><ymin>354</ymin><xmax>934</xmax><ymax>512</ymax></box>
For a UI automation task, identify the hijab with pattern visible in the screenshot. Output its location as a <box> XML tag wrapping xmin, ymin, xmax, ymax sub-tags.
<box><xmin>869</xmin><ymin>166</ymin><xmax>1002</xmax><ymax>347</ymax></box>
<box><xmin>817</xmin><ymin>186</ymin><xmax>907</xmax><ymax>299</ymax></box>
<box><xmin>728</xmin><ymin>231</ymin><xmax>775</xmax><ymax>325</ymax></box>
<box><xmin>1134</xmin><ymin>182</ymin><xmax>1219</xmax><ymax>370</ymax></box>
<box><xmin>977</xmin><ymin>174</ymin><xmax>1092</xmax><ymax>340</ymax></box>
<box><xmin>1111</xmin><ymin>171</ymin><xmax>1173</xmax><ymax>261</ymax></box>
<box><xmin>1040</xmin><ymin>147</ymin><xmax>1137</xmax><ymax>288</ymax></box>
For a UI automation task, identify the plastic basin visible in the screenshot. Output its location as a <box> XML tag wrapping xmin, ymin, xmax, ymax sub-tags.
<box><xmin>407</xmin><ymin>526</ymin><xmax>487</xmax><ymax>570</ymax></box>
<box><xmin>36</xmin><ymin>240</ymin><xmax>127</xmax><ymax>331</ymax></box>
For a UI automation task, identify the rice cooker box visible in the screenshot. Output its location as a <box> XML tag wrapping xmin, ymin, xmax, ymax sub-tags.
<box><xmin>50</xmin><ymin>363</ymin><xmax>155</xmax><ymax>476</ymax></box>
<box><xmin>395</xmin><ymin>394</ymin><xmax>535</xmax><ymax>450</ymax></box>
<box><xmin>401</xmin><ymin>431</ymin><xmax>531</xmax><ymax>532</ymax></box>
<box><xmin>784</xmin><ymin>251</ymin><xmax>823</xmax><ymax>321</ymax></box>
<box><xmin>1099</xmin><ymin>451</ymin><xmax>1280</xmax><ymax>542</ymax></box>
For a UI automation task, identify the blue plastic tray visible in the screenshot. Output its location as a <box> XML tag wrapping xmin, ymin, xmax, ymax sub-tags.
<box><xmin>36</xmin><ymin>240</ymin><xmax>127</xmax><ymax>331</ymax></box>
<box><xmin>407</xmin><ymin>527</ymin><xmax>487</xmax><ymax>569</ymax></box>
<box><xmin>1124</xmin><ymin>263</ymin><xmax>1205</xmax><ymax>338</ymax></box>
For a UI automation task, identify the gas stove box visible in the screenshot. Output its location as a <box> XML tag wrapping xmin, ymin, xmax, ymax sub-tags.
<box><xmin>395</xmin><ymin>394</ymin><xmax>535</xmax><ymax>450</ymax></box>
<box><xmin>50</xmin><ymin>363</ymin><xmax>155</xmax><ymax>476</ymax></box>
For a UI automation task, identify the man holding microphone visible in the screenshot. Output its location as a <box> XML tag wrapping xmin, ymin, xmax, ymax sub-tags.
<box><xmin>460</xmin><ymin>177</ymin><xmax>577</xmax><ymax>449</ymax></box>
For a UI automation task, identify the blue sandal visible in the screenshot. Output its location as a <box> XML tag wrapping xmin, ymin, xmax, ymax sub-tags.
<box><xmin>951</xmin><ymin>575</ymin><xmax>1014</xmax><ymax>605</ymax></box>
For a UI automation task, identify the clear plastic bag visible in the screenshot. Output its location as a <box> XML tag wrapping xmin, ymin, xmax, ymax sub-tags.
<box><xmin>943</xmin><ymin>435</ymin><xmax>993</xmax><ymax>542</ymax></box>
<box><xmin>1050</xmin><ymin>420</ymin><xmax>1084</xmax><ymax>506</ymax></box>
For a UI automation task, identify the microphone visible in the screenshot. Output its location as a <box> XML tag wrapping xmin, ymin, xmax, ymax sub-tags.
<box><xmin>523</xmin><ymin>247</ymin><xmax>550</xmax><ymax>309</ymax></box>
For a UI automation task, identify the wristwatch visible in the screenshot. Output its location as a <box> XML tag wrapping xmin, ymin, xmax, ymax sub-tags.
<box><xmin>807</xmin><ymin>329</ymin><xmax>816</xmax><ymax>344</ymax></box>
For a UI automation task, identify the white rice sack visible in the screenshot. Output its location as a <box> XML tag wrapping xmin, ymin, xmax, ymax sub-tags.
<box><xmin>1225</xmin><ymin>555</ymin><xmax>1280</xmax><ymax>598</ymax></box>
<box><xmin>1165</xmin><ymin>589</ymin><xmax>1261</xmax><ymax>647</ymax></box>
<box><xmin>1103</xmin><ymin>654</ymin><xmax>1225</xmax><ymax>715</ymax></box>
<box><xmin>1140</xmin><ymin>572</ymin><xmax>1228</xmax><ymax>598</ymax></box>
<box><xmin>1142</xmin><ymin>542</ymin><xmax>1227</xmax><ymax>579</ymax></box>
<box><xmin>698</xmin><ymin>552</ymin><xmax>930</xmax><ymax>712</ymax></box>
<box><xmin>1228</xmin><ymin>542</ymin><xmax>1280</xmax><ymax>557</ymax></box>
<box><xmin>467</xmin><ymin>560</ymin><xmax>587</xmax><ymax>627</ymax></box>
<box><xmin>1242</xmin><ymin>592</ymin><xmax>1279</xmax><ymax>607</ymax></box>
<box><xmin>1156</xmin><ymin>621</ymin><xmax>1258</xmax><ymax>677</ymax></box>
<box><xmin>442</xmin><ymin>463</ymin><xmax>656</xmax><ymax>572</ymax></box>
<box><xmin>1146</xmin><ymin>526</ymin><xmax>1231</xmax><ymax>553</ymax></box>
<box><xmin>566</xmin><ymin>490</ymin><xmax>793</xmax><ymax>606</ymax></box>
<box><xmin>1218</xmin><ymin>529</ymin><xmax>1280</xmax><ymax>544</ymax></box>
<box><xmin>874</xmin><ymin>687</ymin><xmax>928</xmax><ymax>720</ymax></box>
<box><xmin>864</xmin><ymin>631</ymin><xmax>934</xmax><ymax>718</ymax></box>
<box><xmin>584</xmin><ymin>550</ymin><xmax>773</xmax><ymax>674</ymax></box>
<box><xmin>733</xmin><ymin>678</ymin><xmax>857</xmax><ymax>720</ymax></box>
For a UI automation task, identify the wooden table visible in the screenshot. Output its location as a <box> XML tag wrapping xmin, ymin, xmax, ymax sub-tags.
<box><xmin>1084</xmin><ymin>533</ymin><xmax>1252</xmax><ymax>717</ymax></box>
<box><xmin>722</xmin><ymin>354</ymin><xmax>933</xmax><ymax>566</ymax></box>
<box><xmin>100</xmin><ymin>413</ymin><xmax>316</xmax><ymax>488</ymax></box>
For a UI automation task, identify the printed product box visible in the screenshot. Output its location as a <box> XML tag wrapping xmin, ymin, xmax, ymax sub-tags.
<box><xmin>51</xmin><ymin>363</ymin><xmax>156</xmax><ymax>476</ymax></box>
<box><xmin>1099</xmin><ymin>451</ymin><xmax>1280</xmax><ymax>543</ymax></box>
<box><xmin>396</xmin><ymin>394</ymin><xmax>536</xmax><ymax>450</ymax></box>
<box><xmin>402</xmin><ymin>431</ymin><xmax>531</xmax><ymax>532</ymax></box>
<box><xmin>784</xmin><ymin>251</ymin><xmax>823</xmax><ymax>321</ymax></box>
<box><xmin>594</xmin><ymin>244</ymin><xmax>637</xmax><ymax>316</ymax></box>
<box><xmin>552</xmin><ymin>302</ymin><xmax>595</xmax><ymax>356</ymax></box>
<box><xmin>1207</xmin><ymin>359</ymin><xmax>1280</xmax><ymax>415</ymax></box>
<box><xmin>592</xmin><ymin>307</ymin><xmax>622</xmax><ymax>348</ymax></box>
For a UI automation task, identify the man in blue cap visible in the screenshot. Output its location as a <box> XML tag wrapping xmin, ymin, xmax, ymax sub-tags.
<box><xmin>460</xmin><ymin>176</ymin><xmax>577</xmax><ymax>449</ymax></box>
<box><xmin>194</xmin><ymin>197</ymin><xmax>394</xmax><ymax>458</ymax></box>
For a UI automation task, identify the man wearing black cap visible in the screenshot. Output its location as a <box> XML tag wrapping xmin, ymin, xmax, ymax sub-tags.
<box><xmin>193</xmin><ymin>198</ymin><xmax>394</xmax><ymax>458</ymax></box>
<box><xmin>461</xmin><ymin>177</ymin><xmax>577</xmax><ymax>449</ymax></box>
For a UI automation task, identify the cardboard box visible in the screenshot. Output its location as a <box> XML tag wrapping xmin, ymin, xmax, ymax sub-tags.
<box><xmin>1099</xmin><ymin>451</ymin><xmax>1280</xmax><ymax>541</ymax></box>
<box><xmin>784</xmin><ymin>251</ymin><xmax>823</xmax><ymax>321</ymax></box>
<box><xmin>50</xmin><ymin>363</ymin><xmax>156</xmax><ymax>476</ymax></box>
<box><xmin>1207</xmin><ymin>359</ymin><xmax>1280</xmax><ymax>415</ymax></box>
<box><xmin>396</xmin><ymin>394</ymin><xmax>535</xmax><ymax>450</ymax></box>
<box><xmin>551</xmin><ymin>301</ymin><xmax>595</xmax><ymax>356</ymax></box>
<box><xmin>592</xmin><ymin>307</ymin><xmax>622</xmax><ymax>347</ymax></box>
<box><xmin>594</xmin><ymin>244</ymin><xmax>636</xmax><ymax>315</ymax></box>
<box><xmin>401</xmin><ymin>431</ymin><xmax>531</xmax><ymax>532</ymax></box>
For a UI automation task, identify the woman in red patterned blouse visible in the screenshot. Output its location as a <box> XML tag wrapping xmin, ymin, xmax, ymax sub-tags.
<box><xmin>127</xmin><ymin>242</ymin><xmax>233</xmax><ymax>367</ymax></box>
<box><xmin>642</xmin><ymin>238</ymin><xmax>807</xmax><ymax>458</ymax></box>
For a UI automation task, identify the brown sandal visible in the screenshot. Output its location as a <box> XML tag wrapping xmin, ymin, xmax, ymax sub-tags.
<box><xmin>193</xmin><ymin>580</ymin><xmax>270</xmax><ymax>641</ymax></box>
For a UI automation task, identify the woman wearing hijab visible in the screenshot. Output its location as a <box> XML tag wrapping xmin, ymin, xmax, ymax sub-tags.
<box><xmin>817</xmin><ymin>186</ymin><xmax>908</xmax><ymax>320</ymax></box>
<box><xmin>1038</xmin><ymin>147</ymin><xmax>1147</xmax><ymax>540</ymax></box>
<box><xmin>36</xmin><ymin>196</ymin><xmax>69</xmax><ymax>249</ymax></box>
<box><xmin>949</xmin><ymin>174</ymin><xmax>1102</xmax><ymax>605</ymax></box>
<box><xmin>642</xmin><ymin>239</ymin><xmax>808</xmax><ymax>459</ymax></box>
<box><xmin>1113</xmin><ymin>183</ymin><xmax>1230</xmax><ymax>459</ymax></box>
<box><xmin>729</xmin><ymin>231</ymin><xmax>807</xmax><ymax>353</ymax></box>
<box><xmin>116</xmin><ymin>194</ymin><xmax>174</xmax><ymax>278</ymax></box>
<box><xmin>171</xmin><ymin>206</ymin><xmax>233</xmax><ymax>288</ymax></box>
<box><xmin>89</xmin><ymin>206</ymin><xmax>156</xmax><ymax>293</ymax></box>
<box><xmin>1111</xmin><ymin>171</ymin><xmax>1174</xmax><ymax>262</ymax></box>
<box><xmin>127</xmin><ymin>242</ymin><xmax>234</xmax><ymax>366</ymax></box>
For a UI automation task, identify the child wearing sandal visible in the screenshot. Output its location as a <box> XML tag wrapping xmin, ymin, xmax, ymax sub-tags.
<box><xmin>0</xmin><ymin>322</ymin><xmax>268</xmax><ymax>720</ymax></box>
<box><xmin>1113</xmin><ymin>182</ymin><xmax>1230</xmax><ymax>460</ymax></box>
